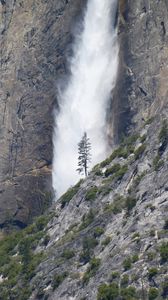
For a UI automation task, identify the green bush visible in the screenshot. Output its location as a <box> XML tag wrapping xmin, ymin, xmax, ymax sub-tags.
<box><xmin>61</xmin><ymin>249</ymin><xmax>75</xmax><ymax>259</ymax></box>
<box><xmin>122</xmin><ymin>134</ymin><xmax>139</xmax><ymax>147</ymax></box>
<box><xmin>79</xmin><ymin>249</ymin><xmax>91</xmax><ymax>264</ymax></box>
<box><xmin>42</xmin><ymin>234</ymin><xmax>50</xmax><ymax>246</ymax></box>
<box><xmin>160</xmin><ymin>242</ymin><xmax>168</xmax><ymax>263</ymax></box>
<box><xmin>82</xmin><ymin>257</ymin><xmax>101</xmax><ymax>284</ymax></box>
<box><xmin>83</xmin><ymin>236</ymin><xmax>98</xmax><ymax>250</ymax></box>
<box><xmin>35</xmin><ymin>215</ymin><xmax>49</xmax><ymax>231</ymax></box>
<box><xmin>134</xmin><ymin>144</ymin><xmax>146</xmax><ymax>160</ymax></box>
<box><xmin>121</xmin><ymin>286</ymin><xmax>137</xmax><ymax>300</ymax></box>
<box><xmin>85</xmin><ymin>186</ymin><xmax>98</xmax><ymax>201</ymax></box>
<box><xmin>52</xmin><ymin>272</ymin><xmax>67</xmax><ymax>290</ymax></box>
<box><xmin>79</xmin><ymin>209</ymin><xmax>95</xmax><ymax>230</ymax></box>
<box><xmin>121</xmin><ymin>275</ymin><xmax>129</xmax><ymax>287</ymax></box>
<box><xmin>60</xmin><ymin>180</ymin><xmax>82</xmax><ymax>208</ymax></box>
<box><xmin>148</xmin><ymin>288</ymin><xmax>159</xmax><ymax>300</ymax></box>
<box><xmin>115</xmin><ymin>165</ymin><xmax>128</xmax><ymax>180</ymax></box>
<box><xmin>132</xmin><ymin>254</ymin><xmax>139</xmax><ymax>263</ymax></box>
<box><xmin>159</xmin><ymin>120</ymin><xmax>168</xmax><ymax>144</ymax></box>
<box><xmin>161</xmin><ymin>277</ymin><xmax>168</xmax><ymax>298</ymax></box>
<box><xmin>97</xmin><ymin>283</ymin><xmax>119</xmax><ymax>300</ymax></box>
<box><xmin>147</xmin><ymin>252</ymin><xmax>156</xmax><ymax>261</ymax></box>
<box><xmin>125</xmin><ymin>196</ymin><xmax>137</xmax><ymax>213</ymax></box>
<box><xmin>148</xmin><ymin>268</ymin><xmax>158</xmax><ymax>280</ymax></box>
<box><xmin>100</xmin><ymin>157</ymin><xmax>112</xmax><ymax>168</ymax></box>
<box><xmin>93</xmin><ymin>227</ymin><xmax>105</xmax><ymax>238</ymax></box>
<box><xmin>105</xmin><ymin>164</ymin><xmax>121</xmax><ymax>177</ymax></box>
<box><xmin>101</xmin><ymin>236</ymin><xmax>111</xmax><ymax>247</ymax></box>
<box><xmin>123</xmin><ymin>257</ymin><xmax>132</xmax><ymax>271</ymax></box>
<box><xmin>153</xmin><ymin>154</ymin><xmax>164</xmax><ymax>171</ymax></box>
<box><xmin>24</xmin><ymin>253</ymin><xmax>44</xmax><ymax>280</ymax></box>
<box><xmin>112</xmin><ymin>195</ymin><xmax>125</xmax><ymax>214</ymax></box>
<box><xmin>110</xmin><ymin>272</ymin><xmax>120</xmax><ymax>281</ymax></box>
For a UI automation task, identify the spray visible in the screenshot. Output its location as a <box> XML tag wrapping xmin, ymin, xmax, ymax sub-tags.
<box><xmin>53</xmin><ymin>0</ymin><xmax>119</xmax><ymax>198</ymax></box>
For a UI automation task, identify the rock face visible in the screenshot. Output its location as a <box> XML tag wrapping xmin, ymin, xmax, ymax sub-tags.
<box><xmin>0</xmin><ymin>0</ymin><xmax>83</xmax><ymax>228</ymax></box>
<box><xmin>112</xmin><ymin>0</ymin><xmax>168</xmax><ymax>142</ymax></box>
<box><xmin>0</xmin><ymin>1</ymin><xmax>167</xmax><ymax>297</ymax></box>
<box><xmin>0</xmin><ymin>117</ymin><xmax>168</xmax><ymax>299</ymax></box>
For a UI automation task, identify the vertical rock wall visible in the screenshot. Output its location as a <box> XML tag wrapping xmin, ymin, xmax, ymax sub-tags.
<box><xmin>0</xmin><ymin>0</ymin><xmax>83</xmax><ymax>228</ymax></box>
<box><xmin>112</xmin><ymin>0</ymin><xmax>168</xmax><ymax>142</ymax></box>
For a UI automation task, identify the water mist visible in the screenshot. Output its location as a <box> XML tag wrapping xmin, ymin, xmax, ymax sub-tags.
<box><xmin>53</xmin><ymin>0</ymin><xmax>119</xmax><ymax>198</ymax></box>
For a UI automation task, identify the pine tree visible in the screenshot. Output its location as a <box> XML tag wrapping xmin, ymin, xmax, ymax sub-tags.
<box><xmin>77</xmin><ymin>132</ymin><xmax>91</xmax><ymax>177</ymax></box>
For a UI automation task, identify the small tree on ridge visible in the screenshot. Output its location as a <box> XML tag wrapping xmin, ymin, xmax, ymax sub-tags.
<box><xmin>77</xmin><ymin>132</ymin><xmax>91</xmax><ymax>177</ymax></box>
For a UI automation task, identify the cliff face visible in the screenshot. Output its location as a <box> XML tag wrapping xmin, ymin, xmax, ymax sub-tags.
<box><xmin>0</xmin><ymin>0</ymin><xmax>83</xmax><ymax>228</ymax></box>
<box><xmin>112</xmin><ymin>0</ymin><xmax>168</xmax><ymax>142</ymax></box>
<box><xmin>0</xmin><ymin>1</ymin><xmax>167</xmax><ymax>298</ymax></box>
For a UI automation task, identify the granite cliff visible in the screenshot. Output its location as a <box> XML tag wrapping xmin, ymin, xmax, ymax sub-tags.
<box><xmin>0</xmin><ymin>0</ymin><xmax>83</xmax><ymax>228</ymax></box>
<box><xmin>0</xmin><ymin>0</ymin><xmax>168</xmax><ymax>299</ymax></box>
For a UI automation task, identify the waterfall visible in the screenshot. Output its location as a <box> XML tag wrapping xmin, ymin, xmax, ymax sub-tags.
<box><xmin>53</xmin><ymin>0</ymin><xmax>119</xmax><ymax>199</ymax></box>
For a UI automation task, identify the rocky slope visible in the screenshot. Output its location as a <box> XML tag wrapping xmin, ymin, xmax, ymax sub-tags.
<box><xmin>0</xmin><ymin>0</ymin><xmax>83</xmax><ymax>228</ymax></box>
<box><xmin>0</xmin><ymin>120</ymin><xmax>168</xmax><ymax>300</ymax></box>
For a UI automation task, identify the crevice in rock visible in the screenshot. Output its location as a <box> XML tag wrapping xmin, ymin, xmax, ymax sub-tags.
<box><xmin>139</xmin><ymin>86</ymin><xmax>147</xmax><ymax>97</ymax></box>
<box><xmin>161</xmin><ymin>21</ymin><xmax>166</xmax><ymax>36</ymax></box>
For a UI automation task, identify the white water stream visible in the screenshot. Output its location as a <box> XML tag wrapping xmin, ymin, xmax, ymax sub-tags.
<box><xmin>53</xmin><ymin>0</ymin><xmax>119</xmax><ymax>198</ymax></box>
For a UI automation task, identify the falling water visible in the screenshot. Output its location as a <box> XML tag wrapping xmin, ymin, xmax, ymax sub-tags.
<box><xmin>53</xmin><ymin>0</ymin><xmax>119</xmax><ymax>198</ymax></box>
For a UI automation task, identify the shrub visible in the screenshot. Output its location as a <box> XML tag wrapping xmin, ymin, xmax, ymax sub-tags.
<box><xmin>100</xmin><ymin>157</ymin><xmax>112</xmax><ymax>168</ymax></box>
<box><xmin>105</xmin><ymin>164</ymin><xmax>121</xmax><ymax>178</ymax></box>
<box><xmin>97</xmin><ymin>283</ymin><xmax>119</xmax><ymax>300</ymax></box>
<box><xmin>148</xmin><ymin>268</ymin><xmax>158</xmax><ymax>280</ymax></box>
<box><xmin>104</xmin><ymin>195</ymin><xmax>125</xmax><ymax>215</ymax></box>
<box><xmin>35</xmin><ymin>215</ymin><xmax>49</xmax><ymax>231</ymax></box>
<box><xmin>79</xmin><ymin>209</ymin><xmax>95</xmax><ymax>230</ymax></box>
<box><xmin>123</xmin><ymin>257</ymin><xmax>132</xmax><ymax>271</ymax></box>
<box><xmin>83</xmin><ymin>257</ymin><xmax>101</xmax><ymax>284</ymax></box>
<box><xmin>125</xmin><ymin>196</ymin><xmax>137</xmax><ymax>213</ymax></box>
<box><xmin>110</xmin><ymin>272</ymin><xmax>120</xmax><ymax>281</ymax></box>
<box><xmin>112</xmin><ymin>195</ymin><xmax>125</xmax><ymax>214</ymax></box>
<box><xmin>83</xmin><ymin>236</ymin><xmax>98</xmax><ymax>251</ymax></box>
<box><xmin>121</xmin><ymin>275</ymin><xmax>129</xmax><ymax>287</ymax></box>
<box><xmin>93</xmin><ymin>227</ymin><xmax>104</xmax><ymax>238</ymax></box>
<box><xmin>160</xmin><ymin>242</ymin><xmax>168</xmax><ymax>263</ymax></box>
<box><xmin>85</xmin><ymin>186</ymin><xmax>98</xmax><ymax>201</ymax></box>
<box><xmin>145</xmin><ymin>117</ymin><xmax>154</xmax><ymax>125</ymax></box>
<box><xmin>98</xmin><ymin>186</ymin><xmax>111</xmax><ymax>196</ymax></box>
<box><xmin>42</xmin><ymin>234</ymin><xmax>50</xmax><ymax>246</ymax></box>
<box><xmin>159</xmin><ymin>120</ymin><xmax>168</xmax><ymax>144</ymax></box>
<box><xmin>161</xmin><ymin>277</ymin><xmax>168</xmax><ymax>298</ymax></box>
<box><xmin>79</xmin><ymin>249</ymin><xmax>91</xmax><ymax>264</ymax></box>
<box><xmin>52</xmin><ymin>272</ymin><xmax>67</xmax><ymax>290</ymax></box>
<box><xmin>24</xmin><ymin>252</ymin><xmax>44</xmax><ymax>280</ymax></box>
<box><xmin>122</xmin><ymin>134</ymin><xmax>139</xmax><ymax>147</ymax></box>
<box><xmin>153</xmin><ymin>154</ymin><xmax>164</xmax><ymax>171</ymax></box>
<box><xmin>121</xmin><ymin>286</ymin><xmax>137</xmax><ymax>300</ymax></box>
<box><xmin>61</xmin><ymin>249</ymin><xmax>75</xmax><ymax>259</ymax></box>
<box><xmin>132</xmin><ymin>254</ymin><xmax>139</xmax><ymax>263</ymax></box>
<box><xmin>115</xmin><ymin>165</ymin><xmax>128</xmax><ymax>180</ymax></box>
<box><xmin>101</xmin><ymin>236</ymin><xmax>111</xmax><ymax>247</ymax></box>
<box><xmin>134</xmin><ymin>144</ymin><xmax>146</xmax><ymax>160</ymax></box>
<box><xmin>147</xmin><ymin>252</ymin><xmax>156</xmax><ymax>261</ymax></box>
<box><xmin>60</xmin><ymin>180</ymin><xmax>82</xmax><ymax>208</ymax></box>
<box><xmin>148</xmin><ymin>288</ymin><xmax>159</xmax><ymax>300</ymax></box>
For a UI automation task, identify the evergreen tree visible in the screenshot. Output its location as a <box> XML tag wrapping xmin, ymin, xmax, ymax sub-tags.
<box><xmin>77</xmin><ymin>132</ymin><xmax>91</xmax><ymax>177</ymax></box>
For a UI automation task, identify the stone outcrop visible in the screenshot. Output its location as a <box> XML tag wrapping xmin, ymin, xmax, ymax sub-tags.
<box><xmin>0</xmin><ymin>0</ymin><xmax>83</xmax><ymax>228</ymax></box>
